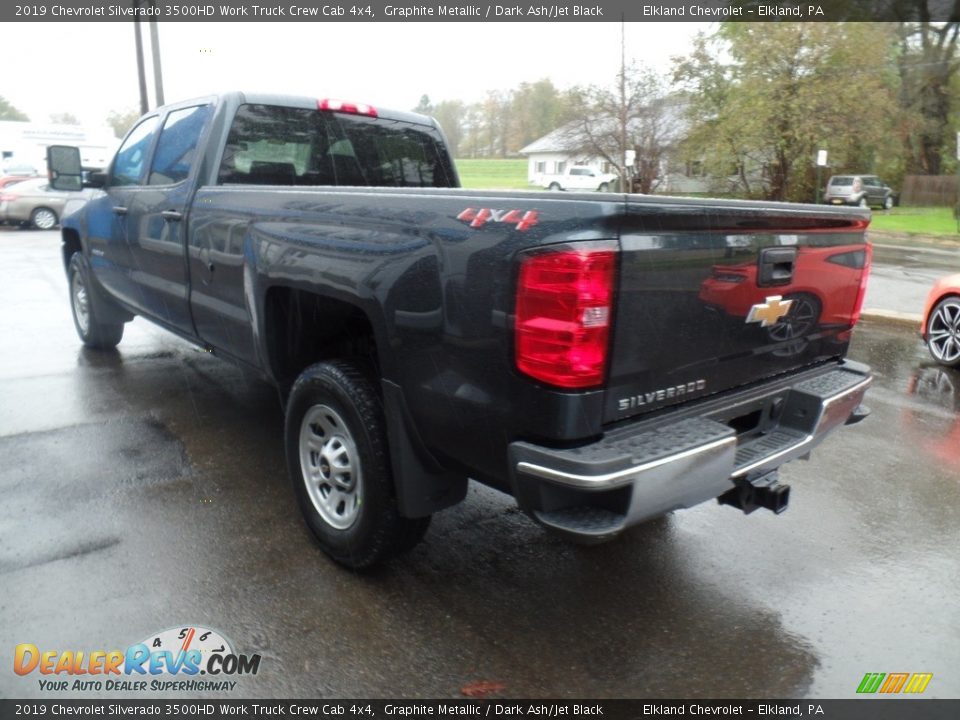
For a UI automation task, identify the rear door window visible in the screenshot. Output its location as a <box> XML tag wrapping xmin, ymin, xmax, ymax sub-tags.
<box><xmin>218</xmin><ymin>104</ymin><xmax>455</xmax><ymax>188</ymax></box>
<box><xmin>149</xmin><ymin>105</ymin><xmax>214</xmax><ymax>186</ymax></box>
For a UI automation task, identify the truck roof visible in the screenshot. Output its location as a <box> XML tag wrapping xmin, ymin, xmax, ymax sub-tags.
<box><xmin>156</xmin><ymin>91</ymin><xmax>438</xmax><ymax>129</ymax></box>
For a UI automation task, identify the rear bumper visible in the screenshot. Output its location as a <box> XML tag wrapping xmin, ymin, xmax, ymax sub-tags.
<box><xmin>508</xmin><ymin>361</ymin><xmax>871</xmax><ymax>540</ymax></box>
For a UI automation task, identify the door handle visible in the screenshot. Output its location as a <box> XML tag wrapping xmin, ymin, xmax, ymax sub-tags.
<box><xmin>757</xmin><ymin>247</ymin><xmax>797</xmax><ymax>287</ymax></box>
<box><xmin>112</xmin><ymin>206</ymin><xmax>127</xmax><ymax>216</ymax></box>
<box><xmin>161</xmin><ymin>210</ymin><xmax>183</xmax><ymax>222</ymax></box>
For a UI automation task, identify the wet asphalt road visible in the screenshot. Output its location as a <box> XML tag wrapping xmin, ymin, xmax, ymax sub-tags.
<box><xmin>0</xmin><ymin>228</ymin><xmax>958</xmax><ymax>700</ymax></box>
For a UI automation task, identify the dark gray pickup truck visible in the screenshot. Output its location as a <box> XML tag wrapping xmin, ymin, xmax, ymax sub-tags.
<box><xmin>49</xmin><ymin>92</ymin><xmax>872</xmax><ymax>568</ymax></box>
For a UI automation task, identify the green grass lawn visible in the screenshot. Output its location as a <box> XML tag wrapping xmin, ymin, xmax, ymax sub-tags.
<box><xmin>455</xmin><ymin>159</ymin><xmax>531</xmax><ymax>190</ymax></box>
<box><xmin>868</xmin><ymin>206</ymin><xmax>958</xmax><ymax>237</ymax></box>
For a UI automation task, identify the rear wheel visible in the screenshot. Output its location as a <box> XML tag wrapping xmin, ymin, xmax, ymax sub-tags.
<box><xmin>927</xmin><ymin>297</ymin><xmax>960</xmax><ymax>367</ymax></box>
<box><xmin>883</xmin><ymin>195</ymin><xmax>894</xmax><ymax>210</ymax></box>
<box><xmin>68</xmin><ymin>253</ymin><xmax>124</xmax><ymax>349</ymax></box>
<box><xmin>548</xmin><ymin>182</ymin><xmax>561</xmax><ymax>191</ymax></box>
<box><xmin>598</xmin><ymin>182</ymin><xmax>610</xmax><ymax>192</ymax></box>
<box><xmin>767</xmin><ymin>293</ymin><xmax>821</xmax><ymax>343</ymax></box>
<box><xmin>31</xmin><ymin>207</ymin><xmax>58</xmax><ymax>230</ymax></box>
<box><xmin>857</xmin><ymin>196</ymin><xmax>869</xmax><ymax>209</ymax></box>
<box><xmin>285</xmin><ymin>360</ymin><xmax>430</xmax><ymax>569</ymax></box>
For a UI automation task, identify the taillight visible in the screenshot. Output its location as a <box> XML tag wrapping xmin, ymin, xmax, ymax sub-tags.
<box><xmin>0</xmin><ymin>193</ymin><xmax>16</xmax><ymax>202</ymax></box>
<box><xmin>514</xmin><ymin>247</ymin><xmax>617</xmax><ymax>389</ymax></box>
<box><xmin>317</xmin><ymin>98</ymin><xmax>378</xmax><ymax>117</ymax></box>
<box><xmin>850</xmin><ymin>243</ymin><xmax>872</xmax><ymax>326</ymax></box>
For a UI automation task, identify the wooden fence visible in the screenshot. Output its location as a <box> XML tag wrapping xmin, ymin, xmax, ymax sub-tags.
<box><xmin>900</xmin><ymin>175</ymin><xmax>958</xmax><ymax>206</ymax></box>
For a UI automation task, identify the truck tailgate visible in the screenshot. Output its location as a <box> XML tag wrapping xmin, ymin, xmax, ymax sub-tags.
<box><xmin>605</xmin><ymin>199</ymin><xmax>870</xmax><ymax>424</ymax></box>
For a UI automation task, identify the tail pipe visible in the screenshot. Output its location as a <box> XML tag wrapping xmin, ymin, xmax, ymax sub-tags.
<box><xmin>719</xmin><ymin>470</ymin><xmax>791</xmax><ymax>515</ymax></box>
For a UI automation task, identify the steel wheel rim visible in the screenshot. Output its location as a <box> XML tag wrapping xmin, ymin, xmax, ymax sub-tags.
<box><xmin>768</xmin><ymin>297</ymin><xmax>817</xmax><ymax>342</ymax></box>
<box><xmin>929</xmin><ymin>301</ymin><xmax>960</xmax><ymax>364</ymax></box>
<box><xmin>299</xmin><ymin>403</ymin><xmax>361</xmax><ymax>530</ymax></box>
<box><xmin>72</xmin><ymin>271</ymin><xmax>90</xmax><ymax>334</ymax></box>
<box><xmin>34</xmin><ymin>209</ymin><xmax>55</xmax><ymax>229</ymax></box>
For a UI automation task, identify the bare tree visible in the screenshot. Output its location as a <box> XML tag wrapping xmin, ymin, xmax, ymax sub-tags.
<box><xmin>567</xmin><ymin>65</ymin><xmax>674</xmax><ymax>192</ymax></box>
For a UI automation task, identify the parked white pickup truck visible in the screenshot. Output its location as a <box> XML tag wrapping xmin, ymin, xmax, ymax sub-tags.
<box><xmin>540</xmin><ymin>166</ymin><xmax>618</xmax><ymax>192</ymax></box>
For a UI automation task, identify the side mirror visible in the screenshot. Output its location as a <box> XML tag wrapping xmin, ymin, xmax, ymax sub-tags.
<box><xmin>47</xmin><ymin>145</ymin><xmax>84</xmax><ymax>191</ymax></box>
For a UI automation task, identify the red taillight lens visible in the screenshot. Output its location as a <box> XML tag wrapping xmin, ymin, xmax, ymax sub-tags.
<box><xmin>515</xmin><ymin>248</ymin><xmax>617</xmax><ymax>389</ymax></box>
<box><xmin>850</xmin><ymin>243</ymin><xmax>872</xmax><ymax>326</ymax></box>
<box><xmin>0</xmin><ymin>194</ymin><xmax>16</xmax><ymax>202</ymax></box>
<box><xmin>317</xmin><ymin>98</ymin><xmax>378</xmax><ymax>117</ymax></box>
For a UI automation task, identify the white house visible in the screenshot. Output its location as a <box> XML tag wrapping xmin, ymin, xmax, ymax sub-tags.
<box><xmin>0</xmin><ymin>121</ymin><xmax>118</xmax><ymax>174</ymax></box>
<box><xmin>519</xmin><ymin>100</ymin><xmax>766</xmax><ymax>196</ymax></box>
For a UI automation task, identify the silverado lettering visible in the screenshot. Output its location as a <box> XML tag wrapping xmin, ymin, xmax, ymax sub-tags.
<box><xmin>48</xmin><ymin>91</ymin><xmax>872</xmax><ymax>568</ymax></box>
<box><xmin>618</xmin><ymin>380</ymin><xmax>708</xmax><ymax>411</ymax></box>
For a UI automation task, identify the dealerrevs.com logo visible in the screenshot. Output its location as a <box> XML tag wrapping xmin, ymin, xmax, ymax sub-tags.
<box><xmin>13</xmin><ymin>626</ymin><xmax>261</xmax><ymax>693</ymax></box>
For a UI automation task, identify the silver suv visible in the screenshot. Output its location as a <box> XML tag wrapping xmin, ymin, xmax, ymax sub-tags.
<box><xmin>824</xmin><ymin>174</ymin><xmax>895</xmax><ymax>209</ymax></box>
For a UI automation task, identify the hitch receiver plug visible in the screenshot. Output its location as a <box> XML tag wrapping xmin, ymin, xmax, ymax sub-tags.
<box><xmin>718</xmin><ymin>470</ymin><xmax>791</xmax><ymax>515</ymax></box>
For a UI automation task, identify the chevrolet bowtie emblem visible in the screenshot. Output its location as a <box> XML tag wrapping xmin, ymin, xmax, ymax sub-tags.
<box><xmin>746</xmin><ymin>296</ymin><xmax>793</xmax><ymax>327</ymax></box>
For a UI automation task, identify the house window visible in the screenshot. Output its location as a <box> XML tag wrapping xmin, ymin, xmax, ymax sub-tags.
<box><xmin>535</xmin><ymin>161</ymin><xmax>546</xmax><ymax>174</ymax></box>
<box><xmin>556</xmin><ymin>161</ymin><xmax>567</xmax><ymax>174</ymax></box>
<box><xmin>686</xmin><ymin>160</ymin><xmax>704</xmax><ymax>178</ymax></box>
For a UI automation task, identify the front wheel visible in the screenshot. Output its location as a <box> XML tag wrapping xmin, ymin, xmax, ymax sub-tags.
<box><xmin>285</xmin><ymin>360</ymin><xmax>430</xmax><ymax>569</ymax></box>
<box><xmin>857</xmin><ymin>196</ymin><xmax>869</xmax><ymax>209</ymax></box>
<box><xmin>68</xmin><ymin>253</ymin><xmax>124</xmax><ymax>349</ymax></box>
<box><xmin>548</xmin><ymin>182</ymin><xmax>561</xmax><ymax>191</ymax></box>
<box><xmin>927</xmin><ymin>297</ymin><xmax>960</xmax><ymax>368</ymax></box>
<box><xmin>597</xmin><ymin>182</ymin><xmax>610</xmax><ymax>192</ymax></box>
<box><xmin>883</xmin><ymin>195</ymin><xmax>894</xmax><ymax>210</ymax></box>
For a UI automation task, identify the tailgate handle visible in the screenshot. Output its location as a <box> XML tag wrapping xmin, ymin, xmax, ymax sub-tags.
<box><xmin>758</xmin><ymin>247</ymin><xmax>797</xmax><ymax>286</ymax></box>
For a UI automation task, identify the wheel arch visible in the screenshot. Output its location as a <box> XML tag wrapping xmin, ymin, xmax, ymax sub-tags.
<box><xmin>263</xmin><ymin>284</ymin><xmax>467</xmax><ymax>518</ymax></box>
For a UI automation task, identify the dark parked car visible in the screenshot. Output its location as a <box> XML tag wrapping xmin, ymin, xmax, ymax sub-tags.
<box><xmin>824</xmin><ymin>174</ymin><xmax>895</xmax><ymax>210</ymax></box>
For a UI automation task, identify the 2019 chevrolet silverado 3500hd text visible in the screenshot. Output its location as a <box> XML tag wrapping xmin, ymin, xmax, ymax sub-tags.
<box><xmin>48</xmin><ymin>92</ymin><xmax>872</xmax><ymax>568</ymax></box>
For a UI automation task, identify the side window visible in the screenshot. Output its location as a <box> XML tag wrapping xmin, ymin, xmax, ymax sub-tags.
<box><xmin>218</xmin><ymin>104</ymin><xmax>317</xmax><ymax>186</ymax></box>
<box><xmin>111</xmin><ymin>117</ymin><xmax>160</xmax><ymax>186</ymax></box>
<box><xmin>148</xmin><ymin>105</ymin><xmax>213</xmax><ymax>186</ymax></box>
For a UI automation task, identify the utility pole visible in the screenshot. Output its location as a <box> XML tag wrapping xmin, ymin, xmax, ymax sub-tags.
<box><xmin>149</xmin><ymin>15</ymin><xmax>165</xmax><ymax>107</ymax></box>
<box><xmin>619</xmin><ymin>15</ymin><xmax>628</xmax><ymax>192</ymax></box>
<box><xmin>133</xmin><ymin>5</ymin><xmax>149</xmax><ymax>114</ymax></box>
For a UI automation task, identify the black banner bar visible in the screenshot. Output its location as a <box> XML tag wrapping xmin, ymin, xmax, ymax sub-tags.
<box><xmin>4</xmin><ymin>0</ymin><xmax>960</xmax><ymax>24</ymax></box>
<box><xmin>1</xmin><ymin>700</ymin><xmax>958</xmax><ymax>720</ymax></box>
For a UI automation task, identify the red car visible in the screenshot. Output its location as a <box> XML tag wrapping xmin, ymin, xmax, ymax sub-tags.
<box><xmin>698</xmin><ymin>243</ymin><xmax>872</xmax><ymax>340</ymax></box>
<box><xmin>921</xmin><ymin>274</ymin><xmax>960</xmax><ymax>367</ymax></box>
<box><xmin>0</xmin><ymin>175</ymin><xmax>35</xmax><ymax>190</ymax></box>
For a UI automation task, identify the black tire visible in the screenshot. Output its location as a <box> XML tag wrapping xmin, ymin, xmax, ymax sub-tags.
<box><xmin>857</xmin><ymin>196</ymin><xmax>869</xmax><ymax>209</ymax></box>
<box><xmin>31</xmin><ymin>207</ymin><xmax>58</xmax><ymax>230</ymax></box>
<box><xmin>598</xmin><ymin>182</ymin><xmax>610</xmax><ymax>192</ymax></box>
<box><xmin>883</xmin><ymin>195</ymin><xmax>894</xmax><ymax>210</ymax></box>
<box><xmin>926</xmin><ymin>297</ymin><xmax>960</xmax><ymax>368</ymax></box>
<box><xmin>285</xmin><ymin>360</ymin><xmax>430</xmax><ymax>569</ymax></box>
<box><xmin>767</xmin><ymin>292</ymin><xmax>822</xmax><ymax>343</ymax></box>
<box><xmin>548</xmin><ymin>182</ymin><xmax>561</xmax><ymax>191</ymax></box>
<box><xmin>68</xmin><ymin>253</ymin><xmax>124</xmax><ymax>349</ymax></box>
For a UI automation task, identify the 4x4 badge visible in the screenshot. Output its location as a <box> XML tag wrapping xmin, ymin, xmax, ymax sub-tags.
<box><xmin>746</xmin><ymin>296</ymin><xmax>793</xmax><ymax>327</ymax></box>
<box><xmin>457</xmin><ymin>208</ymin><xmax>539</xmax><ymax>232</ymax></box>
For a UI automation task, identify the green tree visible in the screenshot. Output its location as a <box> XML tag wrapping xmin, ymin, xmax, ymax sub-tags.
<box><xmin>0</xmin><ymin>96</ymin><xmax>29</xmax><ymax>121</ymax></box>
<box><xmin>432</xmin><ymin>100</ymin><xmax>466</xmax><ymax>157</ymax></box>
<box><xmin>413</xmin><ymin>94</ymin><xmax>432</xmax><ymax>115</ymax></box>
<box><xmin>895</xmin><ymin>16</ymin><xmax>960</xmax><ymax>174</ymax></box>
<box><xmin>49</xmin><ymin>112</ymin><xmax>80</xmax><ymax>125</ymax></box>
<box><xmin>674</xmin><ymin>23</ymin><xmax>900</xmax><ymax>202</ymax></box>
<box><xmin>106</xmin><ymin>108</ymin><xmax>141</xmax><ymax>139</ymax></box>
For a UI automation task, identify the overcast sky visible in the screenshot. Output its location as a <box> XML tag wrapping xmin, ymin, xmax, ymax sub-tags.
<box><xmin>5</xmin><ymin>21</ymin><xmax>706</xmax><ymax>128</ymax></box>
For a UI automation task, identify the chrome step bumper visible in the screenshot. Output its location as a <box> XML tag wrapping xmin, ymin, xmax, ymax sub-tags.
<box><xmin>509</xmin><ymin>362</ymin><xmax>872</xmax><ymax>540</ymax></box>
